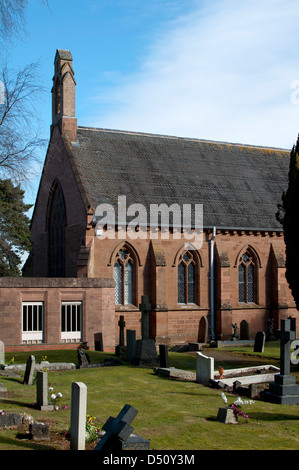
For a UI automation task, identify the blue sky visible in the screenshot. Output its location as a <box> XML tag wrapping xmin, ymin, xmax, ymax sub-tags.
<box><xmin>6</xmin><ymin>0</ymin><xmax>299</xmax><ymax>203</ymax></box>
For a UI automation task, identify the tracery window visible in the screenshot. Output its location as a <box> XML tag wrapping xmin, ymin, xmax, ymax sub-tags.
<box><xmin>113</xmin><ymin>247</ymin><xmax>134</xmax><ymax>305</ymax></box>
<box><xmin>178</xmin><ymin>251</ymin><xmax>196</xmax><ymax>304</ymax></box>
<box><xmin>238</xmin><ymin>251</ymin><xmax>255</xmax><ymax>303</ymax></box>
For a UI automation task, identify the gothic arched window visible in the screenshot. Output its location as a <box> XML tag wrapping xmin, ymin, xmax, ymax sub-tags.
<box><xmin>178</xmin><ymin>251</ymin><xmax>196</xmax><ymax>304</ymax></box>
<box><xmin>238</xmin><ymin>251</ymin><xmax>255</xmax><ymax>303</ymax></box>
<box><xmin>48</xmin><ymin>182</ymin><xmax>66</xmax><ymax>277</ymax></box>
<box><xmin>113</xmin><ymin>247</ymin><xmax>134</xmax><ymax>305</ymax></box>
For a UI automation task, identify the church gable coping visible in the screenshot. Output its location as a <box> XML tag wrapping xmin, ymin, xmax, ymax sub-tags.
<box><xmin>69</xmin><ymin>126</ymin><xmax>289</xmax><ymax>231</ymax></box>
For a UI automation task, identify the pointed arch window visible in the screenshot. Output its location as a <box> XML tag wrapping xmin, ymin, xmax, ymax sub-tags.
<box><xmin>178</xmin><ymin>251</ymin><xmax>197</xmax><ymax>304</ymax></box>
<box><xmin>238</xmin><ymin>251</ymin><xmax>255</xmax><ymax>303</ymax></box>
<box><xmin>113</xmin><ymin>247</ymin><xmax>135</xmax><ymax>305</ymax></box>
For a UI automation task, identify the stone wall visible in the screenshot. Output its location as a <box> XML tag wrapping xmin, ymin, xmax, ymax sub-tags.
<box><xmin>0</xmin><ymin>277</ymin><xmax>115</xmax><ymax>352</ymax></box>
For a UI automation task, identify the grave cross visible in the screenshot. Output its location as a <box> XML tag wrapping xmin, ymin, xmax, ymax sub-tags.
<box><xmin>118</xmin><ymin>315</ymin><xmax>126</xmax><ymax>346</ymax></box>
<box><xmin>139</xmin><ymin>295</ymin><xmax>151</xmax><ymax>340</ymax></box>
<box><xmin>94</xmin><ymin>404</ymin><xmax>138</xmax><ymax>450</ymax></box>
<box><xmin>277</xmin><ymin>318</ymin><xmax>296</xmax><ymax>375</ymax></box>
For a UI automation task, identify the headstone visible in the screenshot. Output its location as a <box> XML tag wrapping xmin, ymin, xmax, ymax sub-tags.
<box><xmin>116</xmin><ymin>316</ymin><xmax>126</xmax><ymax>358</ymax></box>
<box><xmin>240</xmin><ymin>320</ymin><xmax>250</xmax><ymax>340</ymax></box>
<box><xmin>0</xmin><ymin>413</ymin><xmax>23</xmax><ymax>427</ymax></box>
<box><xmin>94</xmin><ymin>332</ymin><xmax>103</xmax><ymax>351</ymax></box>
<box><xmin>36</xmin><ymin>371</ymin><xmax>53</xmax><ymax>411</ymax></box>
<box><xmin>23</xmin><ymin>355</ymin><xmax>35</xmax><ymax>385</ymax></box>
<box><xmin>70</xmin><ymin>382</ymin><xmax>87</xmax><ymax>450</ymax></box>
<box><xmin>0</xmin><ymin>383</ymin><xmax>7</xmax><ymax>397</ymax></box>
<box><xmin>94</xmin><ymin>404</ymin><xmax>138</xmax><ymax>451</ymax></box>
<box><xmin>254</xmin><ymin>331</ymin><xmax>266</xmax><ymax>353</ymax></box>
<box><xmin>217</xmin><ymin>407</ymin><xmax>238</xmax><ymax>424</ymax></box>
<box><xmin>29</xmin><ymin>422</ymin><xmax>50</xmax><ymax>441</ymax></box>
<box><xmin>263</xmin><ymin>318</ymin><xmax>299</xmax><ymax>404</ymax></box>
<box><xmin>126</xmin><ymin>329</ymin><xmax>136</xmax><ymax>362</ymax></box>
<box><xmin>132</xmin><ymin>339</ymin><xmax>159</xmax><ymax>366</ymax></box>
<box><xmin>231</xmin><ymin>323</ymin><xmax>239</xmax><ymax>341</ymax></box>
<box><xmin>0</xmin><ymin>340</ymin><xmax>4</xmax><ymax>365</ymax></box>
<box><xmin>159</xmin><ymin>344</ymin><xmax>169</xmax><ymax>368</ymax></box>
<box><xmin>139</xmin><ymin>295</ymin><xmax>151</xmax><ymax>340</ymax></box>
<box><xmin>77</xmin><ymin>348</ymin><xmax>91</xmax><ymax>368</ymax></box>
<box><xmin>198</xmin><ymin>316</ymin><xmax>209</xmax><ymax>343</ymax></box>
<box><xmin>196</xmin><ymin>351</ymin><xmax>214</xmax><ymax>384</ymax></box>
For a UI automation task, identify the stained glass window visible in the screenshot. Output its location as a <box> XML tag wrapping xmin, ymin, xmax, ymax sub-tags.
<box><xmin>178</xmin><ymin>251</ymin><xmax>197</xmax><ymax>304</ymax></box>
<box><xmin>238</xmin><ymin>250</ymin><xmax>255</xmax><ymax>303</ymax></box>
<box><xmin>113</xmin><ymin>246</ymin><xmax>134</xmax><ymax>305</ymax></box>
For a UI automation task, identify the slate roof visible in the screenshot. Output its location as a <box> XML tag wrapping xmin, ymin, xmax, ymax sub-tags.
<box><xmin>70</xmin><ymin>126</ymin><xmax>290</xmax><ymax>230</ymax></box>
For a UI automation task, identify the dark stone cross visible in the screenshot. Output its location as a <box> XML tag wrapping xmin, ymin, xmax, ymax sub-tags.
<box><xmin>118</xmin><ymin>315</ymin><xmax>126</xmax><ymax>347</ymax></box>
<box><xmin>277</xmin><ymin>318</ymin><xmax>296</xmax><ymax>376</ymax></box>
<box><xmin>139</xmin><ymin>295</ymin><xmax>151</xmax><ymax>340</ymax></box>
<box><xmin>94</xmin><ymin>404</ymin><xmax>138</xmax><ymax>451</ymax></box>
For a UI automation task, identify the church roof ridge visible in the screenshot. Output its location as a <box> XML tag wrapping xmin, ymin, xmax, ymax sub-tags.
<box><xmin>76</xmin><ymin>125</ymin><xmax>290</xmax><ymax>153</ymax></box>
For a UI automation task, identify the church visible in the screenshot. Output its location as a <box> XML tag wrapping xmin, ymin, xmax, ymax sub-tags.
<box><xmin>1</xmin><ymin>49</ymin><xmax>298</xmax><ymax>352</ymax></box>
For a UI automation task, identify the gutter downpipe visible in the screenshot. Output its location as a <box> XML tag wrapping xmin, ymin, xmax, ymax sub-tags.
<box><xmin>209</xmin><ymin>227</ymin><xmax>216</xmax><ymax>343</ymax></box>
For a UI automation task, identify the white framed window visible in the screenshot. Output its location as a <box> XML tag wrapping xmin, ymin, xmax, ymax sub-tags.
<box><xmin>22</xmin><ymin>302</ymin><xmax>44</xmax><ymax>344</ymax></box>
<box><xmin>61</xmin><ymin>301</ymin><xmax>82</xmax><ymax>342</ymax></box>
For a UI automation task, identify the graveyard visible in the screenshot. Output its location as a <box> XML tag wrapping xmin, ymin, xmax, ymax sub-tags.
<box><xmin>0</xmin><ymin>335</ymin><xmax>299</xmax><ymax>451</ymax></box>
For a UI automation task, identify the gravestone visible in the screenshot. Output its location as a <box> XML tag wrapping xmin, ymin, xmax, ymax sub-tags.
<box><xmin>94</xmin><ymin>332</ymin><xmax>103</xmax><ymax>351</ymax></box>
<box><xmin>0</xmin><ymin>383</ymin><xmax>7</xmax><ymax>397</ymax></box>
<box><xmin>132</xmin><ymin>295</ymin><xmax>159</xmax><ymax>366</ymax></box>
<box><xmin>23</xmin><ymin>355</ymin><xmax>35</xmax><ymax>385</ymax></box>
<box><xmin>217</xmin><ymin>407</ymin><xmax>238</xmax><ymax>424</ymax></box>
<box><xmin>139</xmin><ymin>295</ymin><xmax>151</xmax><ymax>340</ymax></box>
<box><xmin>196</xmin><ymin>351</ymin><xmax>214</xmax><ymax>384</ymax></box>
<box><xmin>263</xmin><ymin>318</ymin><xmax>299</xmax><ymax>404</ymax></box>
<box><xmin>198</xmin><ymin>316</ymin><xmax>209</xmax><ymax>343</ymax></box>
<box><xmin>115</xmin><ymin>315</ymin><xmax>126</xmax><ymax>358</ymax></box>
<box><xmin>70</xmin><ymin>382</ymin><xmax>87</xmax><ymax>450</ymax></box>
<box><xmin>126</xmin><ymin>329</ymin><xmax>136</xmax><ymax>362</ymax></box>
<box><xmin>240</xmin><ymin>320</ymin><xmax>250</xmax><ymax>340</ymax></box>
<box><xmin>159</xmin><ymin>344</ymin><xmax>169</xmax><ymax>368</ymax></box>
<box><xmin>29</xmin><ymin>422</ymin><xmax>50</xmax><ymax>441</ymax></box>
<box><xmin>254</xmin><ymin>331</ymin><xmax>266</xmax><ymax>353</ymax></box>
<box><xmin>77</xmin><ymin>348</ymin><xmax>91</xmax><ymax>368</ymax></box>
<box><xmin>0</xmin><ymin>340</ymin><xmax>4</xmax><ymax>365</ymax></box>
<box><xmin>95</xmin><ymin>404</ymin><xmax>149</xmax><ymax>451</ymax></box>
<box><xmin>36</xmin><ymin>371</ymin><xmax>53</xmax><ymax>411</ymax></box>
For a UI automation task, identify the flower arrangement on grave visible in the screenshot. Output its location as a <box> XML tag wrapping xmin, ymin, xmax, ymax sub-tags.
<box><xmin>49</xmin><ymin>386</ymin><xmax>63</xmax><ymax>410</ymax></box>
<box><xmin>221</xmin><ymin>393</ymin><xmax>254</xmax><ymax>421</ymax></box>
<box><xmin>85</xmin><ymin>414</ymin><xmax>101</xmax><ymax>443</ymax></box>
<box><xmin>0</xmin><ymin>410</ymin><xmax>5</xmax><ymax>415</ymax></box>
<box><xmin>7</xmin><ymin>357</ymin><xmax>14</xmax><ymax>366</ymax></box>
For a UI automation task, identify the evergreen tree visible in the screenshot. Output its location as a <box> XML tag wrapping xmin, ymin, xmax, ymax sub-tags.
<box><xmin>278</xmin><ymin>134</ymin><xmax>299</xmax><ymax>308</ymax></box>
<box><xmin>0</xmin><ymin>178</ymin><xmax>31</xmax><ymax>276</ymax></box>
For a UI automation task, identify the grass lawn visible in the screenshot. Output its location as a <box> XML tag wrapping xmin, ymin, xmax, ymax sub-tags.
<box><xmin>0</xmin><ymin>344</ymin><xmax>299</xmax><ymax>451</ymax></box>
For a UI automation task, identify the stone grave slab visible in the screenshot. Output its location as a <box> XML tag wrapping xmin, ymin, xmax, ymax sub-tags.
<box><xmin>23</xmin><ymin>355</ymin><xmax>35</xmax><ymax>385</ymax></box>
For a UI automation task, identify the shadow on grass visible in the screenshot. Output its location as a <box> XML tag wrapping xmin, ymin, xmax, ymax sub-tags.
<box><xmin>0</xmin><ymin>434</ymin><xmax>58</xmax><ymax>450</ymax></box>
<box><xmin>0</xmin><ymin>398</ymin><xmax>36</xmax><ymax>408</ymax></box>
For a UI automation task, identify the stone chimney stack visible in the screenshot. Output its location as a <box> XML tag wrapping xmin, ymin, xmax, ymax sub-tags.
<box><xmin>51</xmin><ymin>49</ymin><xmax>77</xmax><ymax>142</ymax></box>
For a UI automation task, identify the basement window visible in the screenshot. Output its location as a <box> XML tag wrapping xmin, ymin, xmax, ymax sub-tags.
<box><xmin>61</xmin><ymin>301</ymin><xmax>82</xmax><ymax>343</ymax></box>
<box><xmin>22</xmin><ymin>302</ymin><xmax>44</xmax><ymax>344</ymax></box>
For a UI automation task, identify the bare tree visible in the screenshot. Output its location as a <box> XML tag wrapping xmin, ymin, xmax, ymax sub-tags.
<box><xmin>0</xmin><ymin>0</ymin><xmax>27</xmax><ymax>40</ymax></box>
<box><xmin>0</xmin><ymin>61</ymin><xmax>46</xmax><ymax>181</ymax></box>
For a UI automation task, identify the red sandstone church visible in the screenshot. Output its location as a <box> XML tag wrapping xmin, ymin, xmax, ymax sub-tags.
<box><xmin>1</xmin><ymin>49</ymin><xmax>298</xmax><ymax>352</ymax></box>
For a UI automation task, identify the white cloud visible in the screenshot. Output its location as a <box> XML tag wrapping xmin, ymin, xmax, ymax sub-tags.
<box><xmin>87</xmin><ymin>0</ymin><xmax>299</xmax><ymax>149</ymax></box>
